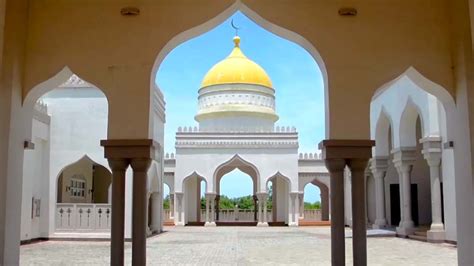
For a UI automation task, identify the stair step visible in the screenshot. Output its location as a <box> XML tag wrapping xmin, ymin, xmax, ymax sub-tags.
<box><xmin>408</xmin><ymin>234</ymin><xmax>427</xmax><ymax>242</ymax></box>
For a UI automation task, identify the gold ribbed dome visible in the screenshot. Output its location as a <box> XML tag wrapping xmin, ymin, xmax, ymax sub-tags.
<box><xmin>200</xmin><ymin>36</ymin><xmax>273</xmax><ymax>89</ymax></box>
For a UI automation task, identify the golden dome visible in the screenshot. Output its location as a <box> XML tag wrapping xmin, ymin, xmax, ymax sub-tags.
<box><xmin>200</xmin><ymin>36</ymin><xmax>273</xmax><ymax>89</ymax></box>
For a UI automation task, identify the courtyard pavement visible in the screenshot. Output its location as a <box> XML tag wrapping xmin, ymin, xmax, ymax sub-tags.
<box><xmin>20</xmin><ymin>226</ymin><xmax>457</xmax><ymax>265</ymax></box>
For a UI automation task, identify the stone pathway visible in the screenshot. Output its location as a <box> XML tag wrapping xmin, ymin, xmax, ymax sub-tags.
<box><xmin>20</xmin><ymin>226</ymin><xmax>457</xmax><ymax>265</ymax></box>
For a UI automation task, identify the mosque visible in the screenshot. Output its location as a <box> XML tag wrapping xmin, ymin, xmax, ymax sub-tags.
<box><xmin>2</xmin><ymin>1</ymin><xmax>474</xmax><ymax>265</ymax></box>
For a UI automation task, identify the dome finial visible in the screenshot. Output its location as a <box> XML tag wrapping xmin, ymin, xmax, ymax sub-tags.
<box><xmin>231</xmin><ymin>19</ymin><xmax>241</xmax><ymax>47</ymax></box>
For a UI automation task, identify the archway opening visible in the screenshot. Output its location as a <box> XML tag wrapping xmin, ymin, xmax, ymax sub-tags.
<box><xmin>183</xmin><ymin>174</ymin><xmax>207</xmax><ymax>225</ymax></box>
<box><xmin>218</xmin><ymin>169</ymin><xmax>256</xmax><ymax>224</ymax></box>
<box><xmin>302</xmin><ymin>183</ymin><xmax>321</xmax><ymax>221</ymax></box>
<box><xmin>21</xmin><ymin>72</ymin><xmax>109</xmax><ymax>244</ymax></box>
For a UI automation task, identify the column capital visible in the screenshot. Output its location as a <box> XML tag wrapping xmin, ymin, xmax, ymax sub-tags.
<box><xmin>130</xmin><ymin>158</ymin><xmax>152</xmax><ymax>172</ymax></box>
<box><xmin>256</xmin><ymin>192</ymin><xmax>268</xmax><ymax>201</ymax></box>
<box><xmin>370</xmin><ymin>157</ymin><xmax>389</xmax><ymax>179</ymax></box>
<box><xmin>347</xmin><ymin>158</ymin><xmax>370</xmax><ymax>173</ymax></box>
<box><xmin>318</xmin><ymin>139</ymin><xmax>375</xmax><ymax>160</ymax></box>
<box><xmin>391</xmin><ymin>147</ymin><xmax>416</xmax><ymax>168</ymax></box>
<box><xmin>101</xmin><ymin>139</ymin><xmax>160</xmax><ymax>160</ymax></box>
<box><xmin>108</xmin><ymin>158</ymin><xmax>130</xmax><ymax>172</ymax></box>
<box><xmin>420</xmin><ymin>137</ymin><xmax>442</xmax><ymax>166</ymax></box>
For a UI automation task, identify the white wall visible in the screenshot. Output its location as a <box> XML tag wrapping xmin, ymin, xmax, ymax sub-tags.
<box><xmin>20</xmin><ymin>119</ymin><xmax>49</xmax><ymax>241</ymax></box>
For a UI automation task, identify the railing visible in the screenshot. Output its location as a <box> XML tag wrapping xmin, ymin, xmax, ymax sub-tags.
<box><xmin>199</xmin><ymin>209</ymin><xmax>272</xmax><ymax>222</ymax></box>
<box><xmin>163</xmin><ymin>209</ymin><xmax>173</xmax><ymax>221</ymax></box>
<box><xmin>302</xmin><ymin>209</ymin><xmax>322</xmax><ymax>221</ymax></box>
<box><xmin>55</xmin><ymin>203</ymin><xmax>111</xmax><ymax>231</ymax></box>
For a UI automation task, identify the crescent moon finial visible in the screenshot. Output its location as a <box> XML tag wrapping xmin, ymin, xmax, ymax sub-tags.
<box><xmin>231</xmin><ymin>19</ymin><xmax>240</xmax><ymax>36</ymax></box>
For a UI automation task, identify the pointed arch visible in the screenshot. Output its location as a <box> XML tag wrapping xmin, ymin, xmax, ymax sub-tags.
<box><xmin>150</xmin><ymin>0</ymin><xmax>329</xmax><ymax>137</ymax></box>
<box><xmin>22</xmin><ymin>66</ymin><xmax>109</xmax><ymax>140</ymax></box>
<box><xmin>266</xmin><ymin>171</ymin><xmax>291</xmax><ymax>190</ymax></box>
<box><xmin>56</xmin><ymin>154</ymin><xmax>111</xmax><ymax>204</ymax></box>
<box><xmin>213</xmin><ymin>154</ymin><xmax>260</xmax><ymax>194</ymax></box>
<box><xmin>373</xmin><ymin>107</ymin><xmax>394</xmax><ymax>157</ymax></box>
<box><xmin>399</xmin><ymin>98</ymin><xmax>424</xmax><ymax>147</ymax></box>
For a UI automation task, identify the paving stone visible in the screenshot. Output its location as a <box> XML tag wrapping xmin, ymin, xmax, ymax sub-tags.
<box><xmin>20</xmin><ymin>226</ymin><xmax>457</xmax><ymax>265</ymax></box>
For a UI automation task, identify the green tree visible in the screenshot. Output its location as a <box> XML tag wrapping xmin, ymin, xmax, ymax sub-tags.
<box><xmin>163</xmin><ymin>195</ymin><xmax>170</xmax><ymax>209</ymax></box>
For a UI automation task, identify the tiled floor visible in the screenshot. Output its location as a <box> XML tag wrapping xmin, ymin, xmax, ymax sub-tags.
<box><xmin>20</xmin><ymin>226</ymin><xmax>457</xmax><ymax>265</ymax></box>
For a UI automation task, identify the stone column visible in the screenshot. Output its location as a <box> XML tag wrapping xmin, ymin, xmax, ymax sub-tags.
<box><xmin>298</xmin><ymin>192</ymin><xmax>304</xmax><ymax>219</ymax></box>
<box><xmin>392</xmin><ymin>148</ymin><xmax>416</xmax><ymax>237</ymax></box>
<box><xmin>256</xmin><ymin>192</ymin><xmax>268</xmax><ymax>226</ymax></box>
<box><xmin>320</xmin><ymin>187</ymin><xmax>330</xmax><ymax>221</ymax></box>
<box><xmin>289</xmin><ymin>192</ymin><xmax>299</xmax><ymax>227</ymax></box>
<box><xmin>204</xmin><ymin>193</ymin><xmax>216</xmax><ymax>226</ymax></box>
<box><xmin>215</xmin><ymin>195</ymin><xmax>220</xmax><ymax>221</ymax></box>
<box><xmin>169</xmin><ymin>193</ymin><xmax>174</xmax><ymax>219</ymax></box>
<box><xmin>101</xmin><ymin>139</ymin><xmax>158</xmax><ymax>266</ymax></box>
<box><xmin>253</xmin><ymin>195</ymin><xmax>258</xmax><ymax>221</ymax></box>
<box><xmin>175</xmin><ymin>192</ymin><xmax>184</xmax><ymax>226</ymax></box>
<box><xmin>348</xmin><ymin>159</ymin><xmax>370</xmax><ymax>266</ymax></box>
<box><xmin>130</xmin><ymin>158</ymin><xmax>152</xmax><ymax>266</ymax></box>
<box><xmin>319</xmin><ymin>139</ymin><xmax>375</xmax><ymax>266</ymax></box>
<box><xmin>150</xmin><ymin>192</ymin><xmax>161</xmax><ymax>233</ymax></box>
<box><xmin>421</xmin><ymin>137</ymin><xmax>445</xmax><ymax>242</ymax></box>
<box><xmin>370</xmin><ymin>157</ymin><xmax>389</xmax><ymax>229</ymax></box>
<box><xmin>108</xmin><ymin>159</ymin><xmax>129</xmax><ymax>266</ymax></box>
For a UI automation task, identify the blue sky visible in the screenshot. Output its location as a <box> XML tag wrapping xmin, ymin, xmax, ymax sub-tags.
<box><xmin>156</xmin><ymin>12</ymin><xmax>324</xmax><ymax>202</ymax></box>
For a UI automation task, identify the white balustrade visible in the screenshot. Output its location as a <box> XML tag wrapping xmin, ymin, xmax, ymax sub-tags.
<box><xmin>55</xmin><ymin>203</ymin><xmax>112</xmax><ymax>232</ymax></box>
<box><xmin>302</xmin><ymin>209</ymin><xmax>322</xmax><ymax>221</ymax></box>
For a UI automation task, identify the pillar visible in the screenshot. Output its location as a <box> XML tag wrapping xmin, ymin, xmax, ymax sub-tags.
<box><xmin>174</xmin><ymin>192</ymin><xmax>184</xmax><ymax>226</ymax></box>
<box><xmin>319</xmin><ymin>139</ymin><xmax>375</xmax><ymax>266</ymax></box>
<box><xmin>348</xmin><ymin>159</ymin><xmax>370</xmax><ymax>266</ymax></box>
<box><xmin>289</xmin><ymin>192</ymin><xmax>299</xmax><ymax>227</ymax></box>
<box><xmin>169</xmin><ymin>193</ymin><xmax>174</xmax><ymax>219</ymax></box>
<box><xmin>326</xmin><ymin>158</ymin><xmax>346</xmax><ymax>266</ymax></box>
<box><xmin>205</xmin><ymin>193</ymin><xmax>216</xmax><ymax>226</ymax></box>
<box><xmin>298</xmin><ymin>192</ymin><xmax>304</xmax><ymax>219</ymax></box>
<box><xmin>108</xmin><ymin>159</ymin><xmax>129</xmax><ymax>266</ymax></box>
<box><xmin>421</xmin><ymin>137</ymin><xmax>445</xmax><ymax>242</ymax></box>
<box><xmin>150</xmin><ymin>192</ymin><xmax>161</xmax><ymax>233</ymax></box>
<box><xmin>370</xmin><ymin>157</ymin><xmax>388</xmax><ymax>229</ymax></box>
<box><xmin>392</xmin><ymin>148</ymin><xmax>416</xmax><ymax>237</ymax></box>
<box><xmin>101</xmin><ymin>139</ymin><xmax>158</xmax><ymax>266</ymax></box>
<box><xmin>320</xmin><ymin>187</ymin><xmax>330</xmax><ymax>221</ymax></box>
<box><xmin>256</xmin><ymin>192</ymin><xmax>268</xmax><ymax>226</ymax></box>
<box><xmin>216</xmin><ymin>195</ymin><xmax>220</xmax><ymax>221</ymax></box>
<box><xmin>130</xmin><ymin>158</ymin><xmax>152</xmax><ymax>266</ymax></box>
<box><xmin>253</xmin><ymin>195</ymin><xmax>258</xmax><ymax>221</ymax></box>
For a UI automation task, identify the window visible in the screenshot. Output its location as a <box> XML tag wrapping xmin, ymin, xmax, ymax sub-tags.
<box><xmin>70</xmin><ymin>175</ymin><xmax>86</xmax><ymax>198</ymax></box>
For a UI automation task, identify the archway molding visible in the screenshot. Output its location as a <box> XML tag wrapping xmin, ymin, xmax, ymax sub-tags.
<box><xmin>150</xmin><ymin>0</ymin><xmax>329</xmax><ymax>137</ymax></box>
<box><xmin>213</xmin><ymin>154</ymin><xmax>260</xmax><ymax>195</ymax></box>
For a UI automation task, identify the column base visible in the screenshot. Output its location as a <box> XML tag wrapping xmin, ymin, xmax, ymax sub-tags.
<box><xmin>257</xmin><ymin>222</ymin><xmax>269</xmax><ymax>227</ymax></box>
<box><xmin>204</xmin><ymin>222</ymin><xmax>216</xmax><ymax>227</ymax></box>
<box><xmin>396</xmin><ymin>226</ymin><xmax>415</xmax><ymax>237</ymax></box>
<box><xmin>175</xmin><ymin>222</ymin><xmax>185</xmax><ymax>227</ymax></box>
<box><xmin>288</xmin><ymin>223</ymin><xmax>298</xmax><ymax>227</ymax></box>
<box><xmin>427</xmin><ymin>230</ymin><xmax>445</xmax><ymax>243</ymax></box>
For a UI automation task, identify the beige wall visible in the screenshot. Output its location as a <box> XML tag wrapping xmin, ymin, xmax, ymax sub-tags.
<box><xmin>93</xmin><ymin>165</ymin><xmax>111</xmax><ymax>204</ymax></box>
<box><xmin>1</xmin><ymin>0</ymin><xmax>474</xmax><ymax>264</ymax></box>
<box><xmin>22</xmin><ymin>0</ymin><xmax>455</xmax><ymax>140</ymax></box>
<box><xmin>59</xmin><ymin>157</ymin><xmax>94</xmax><ymax>204</ymax></box>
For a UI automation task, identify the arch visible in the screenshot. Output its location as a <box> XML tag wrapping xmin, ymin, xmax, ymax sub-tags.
<box><xmin>213</xmin><ymin>154</ymin><xmax>260</xmax><ymax>194</ymax></box>
<box><xmin>266</xmin><ymin>171</ymin><xmax>291</xmax><ymax>190</ymax></box>
<box><xmin>150</xmin><ymin>0</ymin><xmax>329</xmax><ymax>137</ymax></box>
<box><xmin>22</xmin><ymin>66</ymin><xmax>109</xmax><ymax>141</ymax></box>
<box><xmin>372</xmin><ymin>67</ymin><xmax>455</xmax><ymax>110</ymax></box>
<box><xmin>56</xmin><ymin>155</ymin><xmax>111</xmax><ymax>204</ymax></box>
<box><xmin>182</xmin><ymin>171</ymin><xmax>207</xmax><ymax>191</ymax></box>
<box><xmin>399</xmin><ymin>98</ymin><xmax>423</xmax><ymax>147</ymax></box>
<box><xmin>373</xmin><ymin>108</ymin><xmax>393</xmax><ymax>157</ymax></box>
